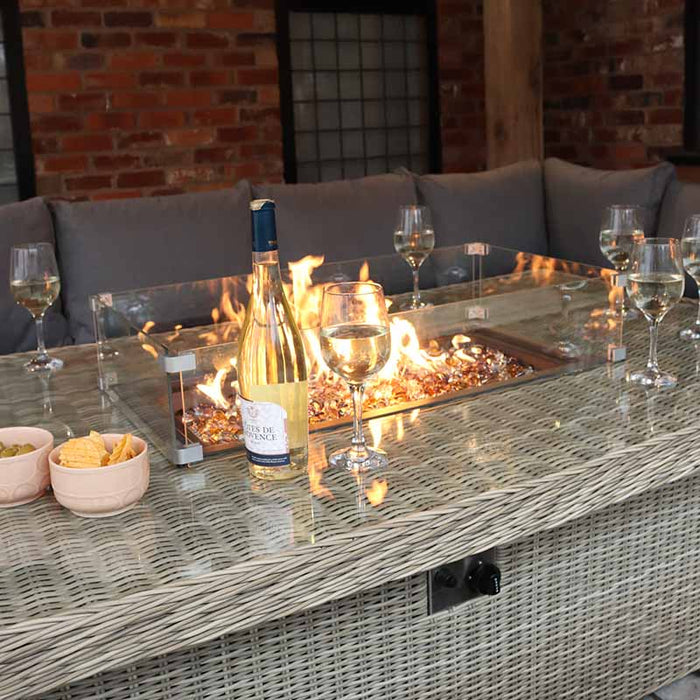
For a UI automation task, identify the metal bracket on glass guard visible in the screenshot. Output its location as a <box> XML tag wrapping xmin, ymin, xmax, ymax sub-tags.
<box><xmin>466</xmin><ymin>306</ymin><xmax>489</xmax><ymax>321</ymax></box>
<box><xmin>467</xmin><ymin>242</ymin><xmax>490</xmax><ymax>256</ymax></box>
<box><xmin>158</xmin><ymin>352</ymin><xmax>197</xmax><ymax>374</ymax></box>
<box><xmin>172</xmin><ymin>442</ymin><xmax>204</xmax><ymax>466</ymax></box>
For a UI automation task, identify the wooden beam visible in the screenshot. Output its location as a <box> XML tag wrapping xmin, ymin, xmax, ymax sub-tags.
<box><xmin>484</xmin><ymin>0</ymin><xmax>543</xmax><ymax>169</ymax></box>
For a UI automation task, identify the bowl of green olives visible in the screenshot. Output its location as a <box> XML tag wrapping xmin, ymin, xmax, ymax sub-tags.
<box><xmin>0</xmin><ymin>427</ymin><xmax>53</xmax><ymax>507</ymax></box>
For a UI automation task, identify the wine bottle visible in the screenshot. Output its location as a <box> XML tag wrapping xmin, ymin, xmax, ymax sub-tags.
<box><xmin>237</xmin><ymin>199</ymin><xmax>309</xmax><ymax>480</ymax></box>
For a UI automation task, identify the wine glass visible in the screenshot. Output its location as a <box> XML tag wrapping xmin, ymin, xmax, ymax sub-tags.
<box><xmin>599</xmin><ymin>205</ymin><xmax>645</xmax><ymax>317</ymax></box>
<box><xmin>10</xmin><ymin>243</ymin><xmax>63</xmax><ymax>372</ymax></box>
<box><xmin>679</xmin><ymin>214</ymin><xmax>700</xmax><ymax>341</ymax></box>
<box><xmin>394</xmin><ymin>205</ymin><xmax>435</xmax><ymax>310</ymax></box>
<box><xmin>320</xmin><ymin>281</ymin><xmax>391</xmax><ymax>470</ymax></box>
<box><xmin>626</xmin><ymin>238</ymin><xmax>685</xmax><ymax>388</ymax></box>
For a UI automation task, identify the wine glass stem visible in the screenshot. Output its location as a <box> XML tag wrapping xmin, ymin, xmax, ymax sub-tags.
<box><xmin>350</xmin><ymin>383</ymin><xmax>368</xmax><ymax>457</ymax></box>
<box><xmin>646</xmin><ymin>319</ymin><xmax>660</xmax><ymax>375</ymax></box>
<box><xmin>35</xmin><ymin>314</ymin><xmax>49</xmax><ymax>362</ymax></box>
<box><xmin>411</xmin><ymin>269</ymin><xmax>420</xmax><ymax>307</ymax></box>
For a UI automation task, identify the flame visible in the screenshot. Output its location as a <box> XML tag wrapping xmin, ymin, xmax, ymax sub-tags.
<box><xmin>308</xmin><ymin>440</ymin><xmax>333</xmax><ymax>499</ymax></box>
<box><xmin>287</xmin><ymin>255</ymin><xmax>325</xmax><ymax>329</ymax></box>
<box><xmin>142</xmin><ymin>320</ymin><xmax>155</xmax><ymax>334</ymax></box>
<box><xmin>510</xmin><ymin>253</ymin><xmax>558</xmax><ymax>287</ymax></box>
<box><xmin>396</xmin><ymin>415</ymin><xmax>404</xmax><ymax>442</ymax></box>
<box><xmin>365</xmin><ymin>478</ymin><xmax>388</xmax><ymax>506</ymax></box>
<box><xmin>141</xmin><ymin>343</ymin><xmax>157</xmax><ymax>359</ymax></box>
<box><xmin>196</xmin><ymin>368</ymin><xmax>231</xmax><ymax>410</ymax></box>
<box><xmin>368</xmin><ymin>418</ymin><xmax>383</xmax><ymax>449</ymax></box>
<box><xmin>359</xmin><ymin>260</ymin><xmax>370</xmax><ymax>282</ymax></box>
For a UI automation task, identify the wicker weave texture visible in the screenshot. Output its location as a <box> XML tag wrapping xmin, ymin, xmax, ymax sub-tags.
<box><xmin>1</xmin><ymin>305</ymin><xmax>700</xmax><ymax>696</ymax></box>
<box><xmin>42</xmin><ymin>472</ymin><xmax>700</xmax><ymax>700</ymax></box>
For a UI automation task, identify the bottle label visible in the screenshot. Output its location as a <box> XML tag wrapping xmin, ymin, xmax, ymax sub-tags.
<box><xmin>239</xmin><ymin>396</ymin><xmax>290</xmax><ymax>467</ymax></box>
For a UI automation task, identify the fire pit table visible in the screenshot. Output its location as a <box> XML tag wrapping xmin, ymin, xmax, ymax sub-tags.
<box><xmin>1</xmin><ymin>245</ymin><xmax>700</xmax><ymax>699</ymax></box>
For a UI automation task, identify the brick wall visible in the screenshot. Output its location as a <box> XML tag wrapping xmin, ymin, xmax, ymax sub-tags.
<box><xmin>19</xmin><ymin>0</ymin><xmax>283</xmax><ymax>201</ymax></box>
<box><xmin>543</xmin><ymin>0</ymin><xmax>685</xmax><ymax>169</ymax></box>
<box><xmin>19</xmin><ymin>0</ymin><xmax>485</xmax><ymax>200</ymax></box>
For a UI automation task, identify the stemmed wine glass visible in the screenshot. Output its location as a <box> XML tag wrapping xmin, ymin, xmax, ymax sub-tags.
<box><xmin>679</xmin><ymin>214</ymin><xmax>700</xmax><ymax>341</ymax></box>
<box><xmin>599</xmin><ymin>205</ymin><xmax>645</xmax><ymax>317</ymax></box>
<box><xmin>626</xmin><ymin>238</ymin><xmax>685</xmax><ymax>387</ymax></box>
<box><xmin>10</xmin><ymin>243</ymin><xmax>63</xmax><ymax>372</ymax></box>
<box><xmin>393</xmin><ymin>205</ymin><xmax>435</xmax><ymax>310</ymax></box>
<box><xmin>320</xmin><ymin>281</ymin><xmax>391</xmax><ymax>470</ymax></box>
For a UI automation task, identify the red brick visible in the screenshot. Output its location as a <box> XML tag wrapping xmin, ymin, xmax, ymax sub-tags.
<box><xmin>28</xmin><ymin>94</ymin><xmax>55</xmax><ymax>114</ymax></box>
<box><xmin>93</xmin><ymin>154</ymin><xmax>141</xmax><ymax>170</ymax></box>
<box><xmin>190</xmin><ymin>70</ymin><xmax>228</xmax><ymax>86</ymax></box>
<box><xmin>239</xmin><ymin>107</ymin><xmax>279</xmax><ymax>123</ymax></box>
<box><xmin>236</xmin><ymin>68</ymin><xmax>277</xmax><ymax>85</ymax></box>
<box><xmin>24</xmin><ymin>29</ymin><xmax>78</xmax><ymax>50</ymax></box>
<box><xmin>139</xmin><ymin>110</ymin><xmax>187</xmax><ymax>129</ymax></box>
<box><xmin>93</xmin><ymin>190</ymin><xmax>142</xmax><ymax>201</ymax></box>
<box><xmin>194</xmin><ymin>147</ymin><xmax>235</xmax><ymax>163</ymax></box>
<box><xmin>156</xmin><ymin>12</ymin><xmax>206</xmax><ymax>28</ymax></box>
<box><xmin>139</xmin><ymin>71</ymin><xmax>184</xmax><ymax>87</ymax></box>
<box><xmin>151</xmin><ymin>188</ymin><xmax>186</xmax><ymax>196</ymax></box>
<box><xmin>110</xmin><ymin>51</ymin><xmax>159</xmax><ymax>70</ymax></box>
<box><xmin>112</xmin><ymin>91</ymin><xmax>163</xmax><ymax>109</ymax></box>
<box><xmin>218</xmin><ymin>89</ymin><xmax>257</xmax><ymax>105</ymax></box>
<box><xmin>186</xmin><ymin>32</ymin><xmax>229</xmax><ymax>49</ymax></box>
<box><xmin>81</xmin><ymin>31</ymin><xmax>131</xmax><ymax>48</ymax></box>
<box><xmin>32</xmin><ymin>114</ymin><xmax>83</xmax><ymax>133</ymax></box>
<box><xmin>239</xmin><ymin>143</ymin><xmax>280</xmax><ymax>158</ymax></box>
<box><xmin>51</xmin><ymin>10</ymin><xmax>101</xmax><ymax>27</ymax></box>
<box><xmin>135</xmin><ymin>32</ymin><xmax>177</xmax><ymax>47</ymax></box>
<box><xmin>166</xmin><ymin>166</ymin><xmax>217</xmax><ymax>185</ymax></box>
<box><xmin>58</xmin><ymin>93</ymin><xmax>108</xmax><ymax>111</ymax></box>
<box><xmin>163</xmin><ymin>52</ymin><xmax>207</xmax><ymax>68</ymax></box>
<box><xmin>217</xmin><ymin>125</ymin><xmax>258</xmax><ymax>142</ymax></box>
<box><xmin>206</xmin><ymin>12</ymin><xmax>255</xmax><ymax>29</ymax></box>
<box><xmin>86</xmin><ymin>112</ymin><xmax>136</xmax><ymax>130</ymax></box>
<box><xmin>165</xmin><ymin>90</ymin><xmax>211</xmax><ymax>107</ymax></box>
<box><xmin>63</xmin><ymin>52</ymin><xmax>105</xmax><ymax>70</ymax></box>
<box><xmin>648</xmin><ymin>108</ymin><xmax>683</xmax><ymax>124</ymax></box>
<box><xmin>61</xmin><ymin>133</ymin><xmax>113</xmax><ymax>151</ymax></box>
<box><xmin>165</xmin><ymin>128</ymin><xmax>216</xmax><ymax>146</ymax></box>
<box><xmin>193</xmin><ymin>108</ymin><xmax>238</xmax><ymax>126</ymax></box>
<box><xmin>85</xmin><ymin>72</ymin><xmax>136</xmax><ymax>89</ymax></box>
<box><xmin>24</xmin><ymin>53</ymin><xmax>54</xmax><ymax>71</ymax></box>
<box><xmin>233</xmin><ymin>162</ymin><xmax>261</xmax><ymax>179</ymax></box>
<box><xmin>104</xmin><ymin>12</ymin><xmax>153</xmax><ymax>27</ymax></box>
<box><xmin>118</xmin><ymin>131</ymin><xmax>165</xmax><ymax>149</ymax></box>
<box><xmin>27</xmin><ymin>73</ymin><xmax>82</xmax><ymax>92</ymax></box>
<box><xmin>117</xmin><ymin>170</ymin><xmax>166</xmax><ymax>188</ymax></box>
<box><xmin>608</xmin><ymin>74</ymin><xmax>644</xmax><ymax>90</ymax></box>
<box><xmin>32</xmin><ymin>136</ymin><xmax>59</xmax><ymax>155</ymax></box>
<box><xmin>21</xmin><ymin>11</ymin><xmax>45</xmax><ymax>27</ymax></box>
<box><xmin>65</xmin><ymin>175</ymin><xmax>112</xmax><ymax>191</ymax></box>
<box><xmin>218</xmin><ymin>51</ymin><xmax>255</xmax><ymax>67</ymax></box>
<box><xmin>43</xmin><ymin>154</ymin><xmax>89</xmax><ymax>172</ymax></box>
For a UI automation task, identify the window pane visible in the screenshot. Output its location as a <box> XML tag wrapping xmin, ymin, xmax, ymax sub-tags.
<box><xmin>360</xmin><ymin>15</ymin><xmax>381</xmax><ymax>40</ymax></box>
<box><xmin>344</xmin><ymin>159</ymin><xmax>365</xmax><ymax>179</ymax></box>
<box><xmin>337</xmin><ymin>14</ymin><xmax>359</xmax><ymax>40</ymax></box>
<box><xmin>291</xmin><ymin>41</ymin><xmax>313</xmax><ymax>70</ymax></box>
<box><xmin>341</xmin><ymin>101</ymin><xmax>362</xmax><ymax>129</ymax></box>
<box><xmin>316</xmin><ymin>71</ymin><xmax>339</xmax><ymax>99</ymax></box>
<box><xmin>321</xmin><ymin>160</ymin><xmax>342</xmax><ymax>181</ymax></box>
<box><xmin>314</xmin><ymin>41</ymin><xmax>337</xmax><ymax>70</ymax></box>
<box><xmin>297</xmin><ymin>163</ymin><xmax>319</xmax><ymax>183</ymax></box>
<box><xmin>361</xmin><ymin>42</ymin><xmax>382</xmax><ymax>69</ymax></box>
<box><xmin>339</xmin><ymin>71</ymin><xmax>361</xmax><ymax>99</ymax></box>
<box><xmin>295</xmin><ymin>133</ymin><xmax>317</xmax><ymax>162</ymax></box>
<box><xmin>0</xmin><ymin>79</ymin><xmax>9</xmax><ymax>114</ymax></box>
<box><xmin>342</xmin><ymin>130</ymin><xmax>364</xmax><ymax>158</ymax></box>
<box><xmin>366</xmin><ymin>157</ymin><xmax>387</xmax><ymax>175</ymax></box>
<box><xmin>365</xmin><ymin>131</ymin><xmax>386</xmax><ymax>158</ymax></box>
<box><xmin>317</xmin><ymin>102</ymin><xmax>340</xmax><ymax>130</ymax></box>
<box><xmin>363</xmin><ymin>101</ymin><xmax>385</xmax><ymax>128</ymax></box>
<box><xmin>362</xmin><ymin>71</ymin><xmax>384</xmax><ymax>99</ymax></box>
<box><xmin>312</xmin><ymin>13</ymin><xmax>335</xmax><ymax>40</ymax></box>
<box><xmin>384</xmin><ymin>43</ymin><xmax>405</xmax><ymax>69</ymax></box>
<box><xmin>290</xmin><ymin>12</ymin><xmax>311</xmax><ymax>40</ymax></box>
<box><xmin>0</xmin><ymin>185</ymin><xmax>18</xmax><ymax>205</ymax></box>
<box><xmin>0</xmin><ymin>117</ymin><xmax>13</xmax><ymax>150</ymax></box>
<box><xmin>292</xmin><ymin>72</ymin><xmax>315</xmax><ymax>101</ymax></box>
<box><xmin>294</xmin><ymin>102</ymin><xmax>316</xmax><ymax>131</ymax></box>
<box><xmin>387</xmin><ymin>100</ymin><xmax>407</xmax><ymax>127</ymax></box>
<box><xmin>319</xmin><ymin>132</ymin><xmax>341</xmax><ymax>160</ymax></box>
<box><xmin>0</xmin><ymin>150</ymin><xmax>16</xmax><ymax>185</ymax></box>
<box><xmin>382</xmin><ymin>15</ymin><xmax>404</xmax><ymax>41</ymax></box>
<box><xmin>339</xmin><ymin>42</ymin><xmax>360</xmax><ymax>70</ymax></box>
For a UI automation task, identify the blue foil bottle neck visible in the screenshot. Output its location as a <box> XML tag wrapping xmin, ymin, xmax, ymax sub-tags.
<box><xmin>250</xmin><ymin>199</ymin><xmax>278</xmax><ymax>253</ymax></box>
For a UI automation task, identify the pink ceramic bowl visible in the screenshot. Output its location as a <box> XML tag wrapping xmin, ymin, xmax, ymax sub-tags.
<box><xmin>49</xmin><ymin>433</ymin><xmax>149</xmax><ymax>518</ymax></box>
<box><xmin>0</xmin><ymin>427</ymin><xmax>53</xmax><ymax>507</ymax></box>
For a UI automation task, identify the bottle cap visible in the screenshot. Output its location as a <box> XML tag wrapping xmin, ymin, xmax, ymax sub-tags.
<box><xmin>250</xmin><ymin>199</ymin><xmax>278</xmax><ymax>252</ymax></box>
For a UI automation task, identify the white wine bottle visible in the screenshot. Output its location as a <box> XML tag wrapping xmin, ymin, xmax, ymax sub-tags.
<box><xmin>237</xmin><ymin>199</ymin><xmax>309</xmax><ymax>480</ymax></box>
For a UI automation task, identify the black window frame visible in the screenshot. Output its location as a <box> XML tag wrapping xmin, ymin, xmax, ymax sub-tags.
<box><xmin>275</xmin><ymin>0</ymin><xmax>442</xmax><ymax>184</ymax></box>
<box><xmin>1</xmin><ymin>0</ymin><xmax>35</xmax><ymax>200</ymax></box>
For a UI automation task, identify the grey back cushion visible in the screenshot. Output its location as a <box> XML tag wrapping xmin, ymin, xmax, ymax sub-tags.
<box><xmin>0</xmin><ymin>198</ymin><xmax>70</xmax><ymax>355</ymax></box>
<box><xmin>544</xmin><ymin>158</ymin><xmax>675</xmax><ymax>267</ymax></box>
<box><xmin>657</xmin><ymin>178</ymin><xmax>700</xmax><ymax>296</ymax></box>
<box><xmin>415</xmin><ymin>160</ymin><xmax>548</xmax><ymax>255</ymax></box>
<box><xmin>252</xmin><ymin>173</ymin><xmax>417</xmax><ymax>264</ymax></box>
<box><xmin>52</xmin><ymin>182</ymin><xmax>252</xmax><ymax>344</ymax></box>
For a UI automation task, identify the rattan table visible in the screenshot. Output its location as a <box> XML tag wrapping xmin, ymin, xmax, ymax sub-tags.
<box><xmin>2</xmin><ymin>305</ymin><xmax>700</xmax><ymax>699</ymax></box>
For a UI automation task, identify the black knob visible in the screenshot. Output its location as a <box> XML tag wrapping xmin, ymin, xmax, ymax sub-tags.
<box><xmin>467</xmin><ymin>560</ymin><xmax>501</xmax><ymax>596</ymax></box>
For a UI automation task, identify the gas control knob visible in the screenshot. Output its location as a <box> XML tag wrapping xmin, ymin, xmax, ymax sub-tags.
<box><xmin>467</xmin><ymin>560</ymin><xmax>501</xmax><ymax>596</ymax></box>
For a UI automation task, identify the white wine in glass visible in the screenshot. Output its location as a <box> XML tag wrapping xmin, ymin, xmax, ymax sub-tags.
<box><xmin>626</xmin><ymin>238</ymin><xmax>685</xmax><ymax>388</ymax></box>
<box><xmin>394</xmin><ymin>205</ymin><xmax>435</xmax><ymax>310</ymax></box>
<box><xmin>10</xmin><ymin>243</ymin><xmax>63</xmax><ymax>372</ymax></box>
<box><xmin>679</xmin><ymin>214</ymin><xmax>700</xmax><ymax>341</ymax></box>
<box><xmin>320</xmin><ymin>281</ymin><xmax>391</xmax><ymax>471</ymax></box>
<box><xmin>599</xmin><ymin>204</ymin><xmax>645</xmax><ymax>318</ymax></box>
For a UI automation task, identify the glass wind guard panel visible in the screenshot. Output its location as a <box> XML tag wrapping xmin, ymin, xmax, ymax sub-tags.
<box><xmin>92</xmin><ymin>244</ymin><xmax>617</xmax><ymax>464</ymax></box>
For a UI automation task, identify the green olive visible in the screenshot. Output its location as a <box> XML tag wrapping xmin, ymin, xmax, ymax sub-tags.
<box><xmin>17</xmin><ymin>444</ymin><xmax>35</xmax><ymax>455</ymax></box>
<box><xmin>1</xmin><ymin>447</ymin><xmax>18</xmax><ymax>458</ymax></box>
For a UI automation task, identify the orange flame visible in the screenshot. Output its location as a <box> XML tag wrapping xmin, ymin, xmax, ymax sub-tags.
<box><xmin>196</xmin><ymin>368</ymin><xmax>231</xmax><ymax>410</ymax></box>
<box><xmin>365</xmin><ymin>478</ymin><xmax>388</xmax><ymax>506</ymax></box>
<box><xmin>359</xmin><ymin>260</ymin><xmax>370</xmax><ymax>282</ymax></box>
<box><xmin>308</xmin><ymin>441</ymin><xmax>333</xmax><ymax>500</ymax></box>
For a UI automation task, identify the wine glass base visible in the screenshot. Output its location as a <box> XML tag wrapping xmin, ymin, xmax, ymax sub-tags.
<box><xmin>25</xmin><ymin>356</ymin><xmax>63</xmax><ymax>373</ymax></box>
<box><xmin>680</xmin><ymin>327</ymin><xmax>700</xmax><ymax>341</ymax></box>
<box><xmin>554</xmin><ymin>341</ymin><xmax>583</xmax><ymax>358</ymax></box>
<box><xmin>329</xmin><ymin>445</ymin><xmax>387</xmax><ymax>471</ymax></box>
<box><xmin>398</xmin><ymin>300</ymin><xmax>432</xmax><ymax>311</ymax></box>
<box><xmin>628</xmin><ymin>367</ymin><xmax>677</xmax><ymax>388</ymax></box>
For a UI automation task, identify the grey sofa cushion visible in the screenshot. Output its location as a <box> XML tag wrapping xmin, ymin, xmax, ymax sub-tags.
<box><xmin>52</xmin><ymin>182</ymin><xmax>252</xmax><ymax>344</ymax></box>
<box><xmin>657</xmin><ymin>178</ymin><xmax>700</xmax><ymax>296</ymax></box>
<box><xmin>0</xmin><ymin>198</ymin><xmax>70</xmax><ymax>355</ymax></box>
<box><xmin>544</xmin><ymin>158</ymin><xmax>675</xmax><ymax>267</ymax></box>
<box><xmin>252</xmin><ymin>173</ymin><xmax>417</xmax><ymax>264</ymax></box>
<box><xmin>415</xmin><ymin>160</ymin><xmax>548</xmax><ymax>255</ymax></box>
